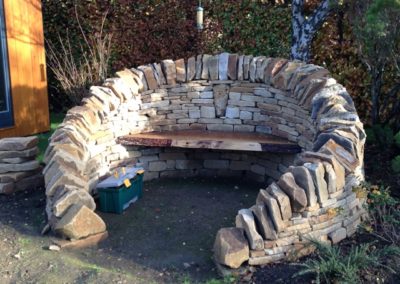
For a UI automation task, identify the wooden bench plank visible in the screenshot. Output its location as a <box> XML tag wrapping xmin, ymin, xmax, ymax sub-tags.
<box><xmin>118</xmin><ymin>131</ymin><xmax>301</xmax><ymax>153</ymax></box>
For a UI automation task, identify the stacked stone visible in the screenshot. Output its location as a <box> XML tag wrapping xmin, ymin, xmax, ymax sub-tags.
<box><xmin>0</xmin><ymin>136</ymin><xmax>43</xmax><ymax>194</ymax></box>
<box><xmin>130</xmin><ymin>147</ymin><xmax>294</xmax><ymax>183</ymax></box>
<box><xmin>43</xmin><ymin>52</ymin><xmax>366</xmax><ymax>255</ymax></box>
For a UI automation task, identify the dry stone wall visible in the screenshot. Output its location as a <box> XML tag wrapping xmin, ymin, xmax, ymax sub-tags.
<box><xmin>0</xmin><ymin>136</ymin><xmax>44</xmax><ymax>194</ymax></box>
<box><xmin>43</xmin><ymin>53</ymin><xmax>366</xmax><ymax>266</ymax></box>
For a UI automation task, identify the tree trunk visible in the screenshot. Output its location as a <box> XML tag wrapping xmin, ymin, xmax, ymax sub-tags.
<box><xmin>291</xmin><ymin>0</ymin><xmax>334</xmax><ymax>62</ymax></box>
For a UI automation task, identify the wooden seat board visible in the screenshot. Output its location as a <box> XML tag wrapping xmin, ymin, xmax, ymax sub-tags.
<box><xmin>118</xmin><ymin>130</ymin><xmax>301</xmax><ymax>153</ymax></box>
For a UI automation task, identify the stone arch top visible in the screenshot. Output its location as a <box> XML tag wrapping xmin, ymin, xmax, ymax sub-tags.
<box><xmin>43</xmin><ymin>53</ymin><xmax>366</xmax><ymax>260</ymax></box>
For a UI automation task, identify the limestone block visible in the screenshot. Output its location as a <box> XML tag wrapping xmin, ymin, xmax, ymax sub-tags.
<box><xmin>277</xmin><ymin>172</ymin><xmax>307</xmax><ymax>213</ymax></box>
<box><xmin>235</xmin><ymin>209</ymin><xmax>264</xmax><ymax>250</ymax></box>
<box><xmin>0</xmin><ymin>147</ymin><xmax>38</xmax><ymax>160</ymax></box>
<box><xmin>251</xmin><ymin>205</ymin><xmax>278</xmax><ymax>240</ymax></box>
<box><xmin>0</xmin><ymin>136</ymin><xmax>38</xmax><ymax>151</ymax></box>
<box><xmin>218</xmin><ymin>52</ymin><xmax>229</xmax><ymax>80</ymax></box>
<box><xmin>304</xmin><ymin>162</ymin><xmax>329</xmax><ymax>204</ymax></box>
<box><xmin>138</xmin><ymin>65</ymin><xmax>158</xmax><ymax>90</ymax></box>
<box><xmin>0</xmin><ymin>160</ymin><xmax>40</xmax><ymax>174</ymax></box>
<box><xmin>329</xmin><ymin>227</ymin><xmax>347</xmax><ymax>244</ymax></box>
<box><xmin>55</xmin><ymin>204</ymin><xmax>106</xmax><ymax>240</ymax></box>
<box><xmin>225</xmin><ymin>106</ymin><xmax>240</xmax><ymax>119</ymax></box>
<box><xmin>53</xmin><ymin>187</ymin><xmax>96</xmax><ymax>217</ymax></box>
<box><xmin>288</xmin><ymin>166</ymin><xmax>318</xmax><ymax>207</ymax></box>
<box><xmin>243</xmin><ymin>55</ymin><xmax>253</xmax><ymax>80</ymax></box>
<box><xmin>200</xmin><ymin>106</ymin><xmax>216</xmax><ymax>118</ymax></box>
<box><xmin>237</xmin><ymin>55</ymin><xmax>245</xmax><ymax>80</ymax></box>
<box><xmin>213</xmin><ymin>84</ymin><xmax>229</xmax><ymax>117</ymax></box>
<box><xmin>186</xmin><ymin>57</ymin><xmax>196</xmax><ymax>81</ymax></box>
<box><xmin>175</xmin><ymin>59</ymin><xmax>186</xmax><ymax>83</ymax></box>
<box><xmin>256</xmin><ymin>189</ymin><xmax>286</xmax><ymax>232</ymax></box>
<box><xmin>161</xmin><ymin>59</ymin><xmax>177</xmax><ymax>85</ymax></box>
<box><xmin>115</xmin><ymin>68</ymin><xmax>141</xmax><ymax>94</ymax></box>
<box><xmin>228</xmin><ymin>54</ymin><xmax>238</xmax><ymax>80</ymax></box>
<box><xmin>209</xmin><ymin>55</ymin><xmax>219</xmax><ymax>81</ymax></box>
<box><xmin>266</xmin><ymin>182</ymin><xmax>292</xmax><ymax>220</ymax></box>
<box><xmin>319</xmin><ymin>139</ymin><xmax>359</xmax><ymax>174</ymax></box>
<box><xmin>213</xmin><ymin>227</ymin><xmax>249</xmax><ymax>269</ymax></box>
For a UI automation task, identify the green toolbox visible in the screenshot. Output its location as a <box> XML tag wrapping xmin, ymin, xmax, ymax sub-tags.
<box><xmin>96</xmin><ymin>167</ymin><xmax>144</xmax><ymax>214</ymax></box>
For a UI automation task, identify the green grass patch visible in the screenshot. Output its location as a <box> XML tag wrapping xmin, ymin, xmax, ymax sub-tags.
<box><xmin>37</xmin><ymin>112</ymin><xmax>65</xmax><ymax>163</ymax></box>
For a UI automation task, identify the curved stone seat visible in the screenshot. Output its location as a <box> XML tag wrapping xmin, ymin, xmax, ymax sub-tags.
<box><xmin>43</xmin><ymin>53</ymin><xmax>366</xmax><ymax>266</ymax></box>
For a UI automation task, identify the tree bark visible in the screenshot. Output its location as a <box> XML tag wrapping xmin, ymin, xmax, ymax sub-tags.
<box><xmin>291</xmin><ymin>0</ymin><xmax>335</xmax><ymax>62</ymax></box>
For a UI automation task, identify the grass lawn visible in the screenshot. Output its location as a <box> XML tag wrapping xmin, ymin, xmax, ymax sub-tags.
<box><xmin>37</xmin><ymin>112</ymin><xmax>65</xmax><ymax>163</ymax></box>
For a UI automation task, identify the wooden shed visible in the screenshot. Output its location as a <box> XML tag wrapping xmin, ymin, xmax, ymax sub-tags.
<box><xmin>0</xmin><ymin>0</ymin><xmax>49</xmax><ymax>138</ymax></box>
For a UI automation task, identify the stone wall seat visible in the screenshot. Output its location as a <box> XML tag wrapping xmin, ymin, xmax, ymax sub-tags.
<box><xmin>43</xmin><ymin>53</ymin><xmax>367</xmax><ymax>267</ymax></box>
<box><xmin>118</xmin><ymin>130</ymin><xmax>302</xmax><ymax>153</ymax></box>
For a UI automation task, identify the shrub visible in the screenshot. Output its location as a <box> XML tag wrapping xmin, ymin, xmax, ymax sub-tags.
<box><xmin>293</xmin><ymin>239</ymin><xmax>400</xmax><ymax>283</ymax></box>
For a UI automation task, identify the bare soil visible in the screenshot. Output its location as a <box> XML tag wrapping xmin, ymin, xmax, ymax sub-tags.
<box><xmin>0</xmin><ymin>176</ymin><xmax>261</xmax><ymax>284</ymax></box>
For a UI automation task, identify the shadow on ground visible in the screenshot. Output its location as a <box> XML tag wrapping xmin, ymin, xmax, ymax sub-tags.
<box><xmin>0</xmin><ymin>176</ymin><xmax>261</xmax><ymax>284</ymax></box>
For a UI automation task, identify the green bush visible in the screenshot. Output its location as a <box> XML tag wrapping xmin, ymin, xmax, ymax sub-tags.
<box><xmin>293</xmin><ymin>239</ymin><xmax>400</xmax><ymax>284</ymax></box>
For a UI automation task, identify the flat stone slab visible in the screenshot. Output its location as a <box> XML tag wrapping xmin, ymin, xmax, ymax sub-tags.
<box><xmin>118</xmin><ymin>130</ymin><xmax>301</xmax><ymax>153</ymax></box>
<box><xmin>0</xmin><ymin>136</ymin><xmax>38</xmax><ymax>151</ymax></box>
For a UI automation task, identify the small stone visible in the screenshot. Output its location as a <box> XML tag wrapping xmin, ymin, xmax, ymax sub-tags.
<box><xmin>55</xmin><ymin>204</ymin><xmax>106</xmax><ymax>240</ymax></box>
<box><xmin>213</xmin><ymin>227</ymin><xmax>249</xmax><ymax>269</ymax></box>
<box><xmin>0</xmin><ymin>136</ymin><xmax>38</xmax><ymax>151</ymax></box>
<box><xmin>277</xmin><ymin>172</ymin><xmax>307</xmax><ymax>212</ymax></box>
<box><xmin>48</xmin><ymin>245</ymin><xmax>61</xmax><ymax>252</ymax></box>
<box><xmin>235</xmin><ymin>209</ymin><xmax>264</xmax><ymax>251</ymax></box>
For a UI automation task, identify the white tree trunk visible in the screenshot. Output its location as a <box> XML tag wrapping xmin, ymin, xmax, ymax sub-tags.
<box><xmin>291</xmin><ymin>0</ymin><xmax>334</xmax><ymax>62</ymax></box>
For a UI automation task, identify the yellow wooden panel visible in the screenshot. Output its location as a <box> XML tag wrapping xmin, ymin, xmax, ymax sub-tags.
<box><xmin>0</xmin><ymin>0</ymin><xmax>49</xmax><ymax>138</ymax></box>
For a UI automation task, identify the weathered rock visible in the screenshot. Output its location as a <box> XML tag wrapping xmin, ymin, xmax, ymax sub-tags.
<box><xmin>237</xmin><ymin>55</ymin><xmax>245</xmax><ymax>81</ymax></box>
<box><xmin>15</xmin><ymin>173</ymin><xmax>44</xmax><ymax>192</ymax></box>
<box><xmin>175</xmin><ymin>58</ymin><xmax>186</xmax><ymax>83</ymax></box>
<box><xmin>235</xmin><ymin>209</ymin><xmax>264</xmax><ymax>250</ymax></box>
<box><xmin>0</xmin><ymin>169</ymin><xmax>40</xmax><ymax>183</ymax></box>
<box><xmin>138</xmin><ymin>65</ymin><xmax>158</xmax><ymax>90</ymax></box>
<box><xmin>152</xmin><ymin>63</ymin><xmax>167</xmax><ymax>85</ymax></box>
<box><xmin>208</xmin><ymin>55</ymin><xmax>219</xmax><ymax>81</ymax></box>
<box><xmin>243</xmin><ymin>55</ymin><xmax>253</xmax><ymax>80</ymax></box>
<box><xmin>200</xmin><ymin>106</ymin><xmax>216</xmax><ymax>119</ymax></box>
<box><xmin>277</xmin><ymin>172</ymin><xmax>307</xmax><ymax>212</ymax></box>
<box><xmin>0</xmin><ymin>160</ymin><xmax>40</xmax><ymax>174</ymax></box>
<box><xmin>0</xmin><ymin>136</ymin><xmax>38</xmax><ymax>151</ymax></box>
<box><xmin>256</xmin><ymin>190</ymin><xmax>286</xmax><ymax>232</ymax></box>
<box><xmin>53</xmin><ymin>187</ymin><xmax>96</xmax><ymax>217</ymax></box>
<box><xmin>218</xmin><ymin>52</ymin><xmax>229</xmax><ymax>80</ymax></box>
<box><xmin>329</xmin><ymin>227</ymin><xmax>346</xmax><ymax>244</ymax></box>
<box><xmin>228</xmin><ymin>54</ymin><xmax>238</xmax><ymax>80</ymax></box>
<box><xmin>250</xmin><ymin>205</ymin><xmax>278</xmax><ymax>240</ymax></box>
<box><xmin>299</xmin><ymin>151</ymin><xmax>345</xmax><ymax>191</ymax></box>
<box><xmin>0</xmin><ymin>157</ymin><xmax>30</xmax><ymax>164</ymax></box>
<box><xmin>201</xmin><ymin>54</ymin><xmax>211</xmax><ymax>80</ymax></box>
<box><xmin>213</xmin><ymin>84</ymin><xmax>229</xmax><ymax>117</ymax></box>
<box><xmin>323</xmin><ymin>162</ymin><xmax>337</xmax><ymax>194</ymax></box>
<box><xmin>264</xmin><ymin>58</ymin><xmax>288</xmax><ymax>84</ymax></box>
<box><xmin>0</xmin><ymin>147</ymin><xmax>38</xmax><ymax>159</ymax></box>
<box><xmin>266</xmin><ymin>183</ymin><xmax>292</xmax><ymax>220</ymax></box>
<box><xmin>161</xmin><ymin>59</ymin><xmax>177</xmax><ymax>85</ymax></box>
<box><xmin>195</xmin><ymin>54</ymin><xmax>203</xmax><ymax>80</ymax></box>
<box><xmin>116</xmin><ymin>68</ymin><xmax>142</xmax><ymax>93</ymax></box>
<box><xmin>289</xmin><ymin>166</ymin><xmax>318</xmax><ymax>207</ymax></box>
<box><xmin>186</xmin><ymin>57</ymin><xmax>196</xmax><ymax>81</ymax></box>
<box><xmin>304</xmin><ymin>162</ymin><xmax>329</xmax><ymax>204</ymax></box>
<box><xmin>213</xmin><ymin>227</ymin><xmax>249</xmax><ymax>269</ymax></box>
<box><xmin>0</xmin><ymin>182</ymin><xmax>14</xmax><ymax>194</ymax></box>
<box><xmin>319</xmin><ymin>139</ymin><xmax>359</xmax><ymax>173</ymax></box>
<box><xmin>55</xmin><ymin>204</ymin><xmax>106</xmax><ymax>240</ymax></box>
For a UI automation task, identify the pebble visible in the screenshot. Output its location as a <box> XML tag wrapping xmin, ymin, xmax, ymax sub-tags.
<box><xmin>48</xmin><ymin>245</ymin><xmax>60</xmax><ymax>252</ymax></box>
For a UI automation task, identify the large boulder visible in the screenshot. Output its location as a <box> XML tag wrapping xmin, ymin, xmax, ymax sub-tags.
<box><xmin>55</xmin><ymin>204</ymin><xmax>106</xmax><ymax>240</ymax></box>
<box><xmin>214</xmin><ymin>227</ymin><xmax>249</xmax><ymax>269</ymax></box>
